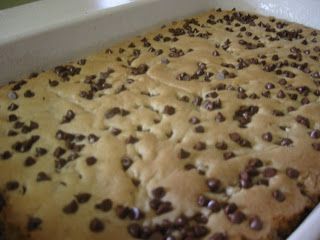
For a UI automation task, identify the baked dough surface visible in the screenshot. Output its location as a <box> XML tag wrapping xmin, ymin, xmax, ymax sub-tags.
<box><xmin>0</xmin><ymin>9</ymin><xmax>319</xmax><ymax>240</ymax></box>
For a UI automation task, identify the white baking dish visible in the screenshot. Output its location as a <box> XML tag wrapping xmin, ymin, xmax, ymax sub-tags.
<box><xmin>0</xmin><ymin>0</ymin><xmax>319</xmax><ymax>239</ymax></box>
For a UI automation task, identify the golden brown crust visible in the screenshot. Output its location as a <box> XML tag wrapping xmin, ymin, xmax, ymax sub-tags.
<box><xmin>0</xmin><ymin>9</ymin><xmax>319</xmax><ymax>240</ymax></box>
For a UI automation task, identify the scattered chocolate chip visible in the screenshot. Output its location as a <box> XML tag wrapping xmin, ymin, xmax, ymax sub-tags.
<box><xmin>24</xmin><ymin>156</ymin><xmax>36</xmax><ymax>167</ymax></box>
<box><xmin>121</xmin><ymin>156</ymin><xmax>133</xmax><ymax>170</ymax></box>
<box><xmin>125</xmin><ymin>135</ymin><xmax>139</xmax><ymax>144</ymax></box>
<box><xmin>249</xmin><ymin>216</ymin><xmax>263</xmax><ymax>231</ymax></box>
<box><xmin>223</xmin><ymin>151</ymin><xmax>235</xmax><ymax>160</ymax></box>
<box><xmin>129</xmin><ymin>207</ymin><xmax>145</xmax><ymax>220</ymax></box>
<box><xmin>131</xmin><ymin>64</ymin><xmax>149</xmax><ymax>75</ymax></box>
<box><xmin>280</xmin><ymin>138</ymin><xmax>293</xmax><ymax>146</ymax></box>
<box><xmin>228</xmin><ymin>210</ymin><xmax>246</xmax><ymax>224</ymax></box>
<box><xmin>8</xmin><ymin>103</ymin><xmax>19</xmax><ymax>111</ymax></box>
<box><xmin>35</xmin><ymin>147</ymin><xmax>47</xmax><ymax>157</ymax></box>
<box><xmin>61</xmin><ymin>110</ymin><xmax>75</xmax><ymax>124</ymax></box>
<box><xmin>1</xmin><ymin>151</ymin><xmax>12</xmax><ymax>160</ymax></box>
<box><xmin>127</xmin><ymin>223</ymin><xmax>142</xmax><ymax>238</ymax></box>
<box><xmin>63</xmin><ymin>200</ymin><xmax>78</xmax><ymax>214</ymax></box>
<box><xmin>88</xmin><ymin>134</ymin><xmax>99</xmax><ymax>143</ymax></box>
<box><xmin>75</xmin><ymin>193</ymin><xmax>91</xmax><ymax>204</ymax></box>
<box><xmin>263</xmin><ymin>168</ymin><xmax>277</xmax><ymax>178</ymax></box>
<box><xmin>295</xmin><ymin>115</ymin><xmax>310</xmax><ymax>128</ymax></box>
<box><xmin>261</xmin><ymin>132</ymin><xmax>273</xmax><ymax>142</ymax></box>
<box><xmin>152</xmin><ymin>187</ymin><xmax>166</xmax><ymax>199</ymax></box>
<box><xmin>215</xmin><ymin>141</ymin><xmax>228</xmax><ymax>150</ymax></box>
<box><xmin>95</xmin><ymin>199</ymin><xmax>112</xmax><ymax>212</ymax></box>
<box><xmin>286</xmin><ymin>168</ymin><xmax>300</xmax><ymax>179</ymax></box>
<box><xmin>53</xmin><ymin>147</ymin><xmax>66</xmax><ymax>158</ymax></box>
<box><xmin>163</xmin><ymin>105</ymin><xmax>176</xmax><ymax>115</ymax></box>
<box><xmin>194</xmin><ymin>125</ymin><xmax>205</xmax><ymax>133</ymax></box>
<box><xmin>116</xmin><ymin>205</ymin><xmax>130</xmax><ymax>219</ymax></box>
<box><xmin>24</xmin><ymin>90</ymin><xmax>35</xmax><ymax>98</ymax></box>
<box><xmin>178</xmin><ymin>148</ymin><xmax>190</xmax><ymax>159</ymax></box>
<box><xmin>312</xmin><ymin>142</ymin><xmax>320</xmax><ymax>151</ymax></box>
<box><xmin>156</xmin><ymin>201</ymin><xmax>173</xmax><ymax>215</ymax></box>
<box><xmin>197</xmin><ymin>195</ymin><xmax>209</xmax><ymax>207</ymax></box>
<box><xmin>207</xmin><ymin>178</ymin><xmax>221</xmax><ymax>192</ymax></box>
<box><xmin>36</xmin><ymin>172</ymin><xmax>51</xmax><ymax>182</ymax></box>
<box><xmin>189</xmin><ymin>116</ymin><xmax>200</xmax><ymax>124</ymax></box>
<box><xmin>6</xmin><ymin>181</ymin><xmax>19</xmax><ymax>191</ymax></box>
<box><xmin>89</xmin><ymin>218</ymin><xmax>104</xmax><ymax>232</ymax></box>
<box><xmin>207</xmin><ymin>199</ymin><xmax>221</xmax><ymax>212</ymax></box>
<box><xmin>193</xmin><ymin>141</ymin><xmax>206</xmax><ymax>151</ymax></box>
<box><xmin>27</xmin><ymin>217</ymin><xmax>42</xmax><ymax>231</ymax></box>
<box><xmin>273</xmin><ymin>189</ymin><xmax>286</xmax><ymax>202</ymax></box>
<box><xmin>310</xmin><ymin>129</ymin><xmax>320</xmax><ymax>139</ymax></box>
<box><xmin>48</xmin><ymin>79</ymin><xmax>59</xmax><ymax>87</ymax></box>
<box><xmin>215</xmin><ymin>112</ymin><xmax>226</xmax><ymax>122</ymax></box>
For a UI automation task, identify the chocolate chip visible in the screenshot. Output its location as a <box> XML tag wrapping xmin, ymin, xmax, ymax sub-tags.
<box><xmin>207</xmin><ymin>199</ymin><xmax>221</xmax><ymax>212</ymax></box>
<box><xmin>53</xmin><ymin>147</ymin><xmax>66</xmax><ymax>158</ymax></box>
<box><xmin>61</xmin><ymin>110</ymin><xmax>75</xmax><ymax>124</ymax></box>
<box><xmin>116</xmin><ymin>205</ymin><xmax>130</xmax><ymax>219</ymax></box>
<box><xmin>8</xmin><ymin>114</ymin><xmax>18</xmax><ymax>122</ymax></box>
<box><xmin>110</xmin><ymin>127</ymin><xmax>121</xmax><ymax>136</ymax></box>
<box><xmin>95</xmin><ymin>199</ymin><xmax>112</xmax><ymax>212</ymax></box>
<box><xmin>27</xmin><ymin>217</ymin><xmax>42</xmax><ymax>231</ymax></box>
<box><xmin>24</xmin><ymin>90</ymin><xmax>35</xmax><ymax>98</ymax></box>
<box><xmin>280</xmin><ymin>138</ymin><xmax>293</xmax><ymax>146</ymax></box>
<box><xmin>207</xmin><ymin>178</ymin><xmax>221</xmax><ymax>192</ymax></box>
<box><xmin>163</xmin><ymin>105</ymin><xmax>175</xmax><ymax>115</ymax></box>
<box><xmin>189</xmin><ymin>116</ymin><xmax>200</xmax><ymax>124</ymax></box>
<box><xmin>105</xmin><ymin>107</ymin><xmax>121</xmax><ymax>119</ymax></box>
<box><xmin>152</xmin><ymin>187</ymin><xmax>166</xmax><ymax>199</ymax></box>
<box><xmin>89</xmin><ymin>218</ymin><xmax>104</xmax><ymax>232</ymax></box>
<box><xmin>36</xmin><ymin>172</ymin><xmax>51</xmax><ymax>181</ymax></box>
<box><xmin>197</xmin><ymin>195</ymin><xmax>209</xmax><ymax>207</ymax></box>
<box><xmin>265</xmin><ymin>82</ymin><xmax>275</xmax><ymax>89</ymax></box>
<box><xmin>125</xmin><ymin>135</ymin><xmax>139</xmax><ymax>144</ymax></box>
<box><xmin>228</xmin><ymin>210</ymin><xmax>246</xmax><ymax>224</ymax></box>
<box><xmin>310</xmin><ymin>129</ymin><xmax>320</xmax><ymax>139</ymax></box>
<box><xmin>6</xmin><ymin>181</ymin><xmax>19</xmax><ymax>191</ymax></box>
<box><xmin>35</xmin><ymin>147</ymin><xmax>47</xmax><ymax>157</ymax></box>
<box><xmin>229</xmin><ymin>132</ymin><xmax>252</xmax><ymax>147</ymax></box>
<box><xmin>224</xmin><ymin>203</ymin><xmax>237</xmax><ymax>215</ymax></box>
<box><xmin>215</xmin><ymin>112</ymin><xmax>226</xmax><ymax>122</ymax></box>
<box><xmin>223</xmin><ymin>151</ymin><xmax>235</xmax><ymax>160</ymax></box>
<box><xmin>215</xmin><ymin>141</ymin><xmax>228</xmax><ymax>150</ymax></box>
<box><xmin>75</xmin><ymin>193</ymin><xmax>91</xmax><ymax>204</ymax></box>
<box><xmin>286</xmin><ymin>168</ymin><xmax>300</xmax><ymax>179</ymax></box>
<box><xmin>12</xmin><ymin>135</ymin><xmax>40</xmax><ymax>152</ymax></box>
<box><xmin>127</xmin><ymin>223</ymin><xmax>142</xmax><ymax>238</ymax></box>
<box><xmin>8</xmin><ymin>103</ymin><xmax>19</xmax><ymax>111</ymax></box>
<box><xmin>312</xmin><ymin>142</ymin><xmax>320</xmax><ymax>151</ymax></box>
<box><xmin>88</xmin><ymin>134</ymin><xmax>99</xmax><ymax>144</ymax></box>
<box><xmin>176</xmin><ymin>72</ymin><xmax>191</xmax><ymax>81</ymax></box>
<box><xmin>261</xmin><ymin>132</ymin><xmax>273</xmax><ymax>142</ymax></box>
<box><xmin>249</xmin><ymin>216</ymin><xmax>263</xmax><ymax>231</ymax></box>
<box><xmin>8</xmin><ymin>91</ymin><xmax>18</xmax><ymax>100</ymax></box>
<box><xmin>194</xmin><ymin>125</ymin><xmax>205</xmax><ymax>133</ymax></box>
<box><xmin>193</xmin><ymin>141</ymin><xmax>206</xmax><ymax>151</ymax></box>
<box><xmin>178</xmin><ymin>148</ymin><xmax>190</xmax><ymax>159</ymax></box>
<box><xmin>295</xmin><ymin>115</ymin><xmax>310</xmax><ymax>128</ymax></box>
<box><xmin>63</xmin><ymin>200</ymin><xmax>78</xmax><ymax>214</ymax></box>
<box><xmin>129</xmin><ymin>207</ymin><xmax>145</xmax><ymax>220</ymax></box>
<box><xmin>273</xmin><ymin>189</ymin><xmax>286</xmax><ymax>202</ymax></box>
<box><xmin>209</xmin><ymin>232</ymin><xmax>228</xmax><ymax>240</ymax></box>
<box><xmin>121</xmin><ymin>156</ymin><xmax>133</xmax><ymax>170</ymax></box>
<box><xmin>86</xmin><ymin>156</ymin><xmax>97</xmax><ymax>166</ymax></box>
<box><xmin>1</xmin><ymin>151</ymin><xmax>12</xmax><ymax>160</ymax></box>
<box><xmin>272</xmin><ymin>110</ymin><xmax>284</xmax><ymax>117</ymax></box>
<box><xmin>263</xmin><ymin>168</ymin><xmax>277</xmax><ymax>178</ymax></box>
<box><xmin>131</xmin><ymin>64</ymin><xmax>149</xmax><ymax>75</ymax></box>
<box><xmin>48</xmin><ymin>79</ymin><xmax>59</xmax><ymax>87</ymax></box>
<box><xmin>24</xmin><ymin>156</ymin><xmax>36</xmax><ymax>167</ymax></box>
<box><xmin>156</xmin><ymin>201</ymin><xmax>173</xmax><ymax>215</ymax></box>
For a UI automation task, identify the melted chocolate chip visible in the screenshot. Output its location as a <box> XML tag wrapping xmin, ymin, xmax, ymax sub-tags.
<box><xmin>152</xmin><ymin>187</ymin><xmax>166</xmax><ymax>199</ymax></box>
<box><xmin>89</xmin><ymin>218</ymin><xmax>105</xmax><ymax>232</ymax></box>
<box><xmin>273</xmin><ymin>189</ymin><xmax>286</xmax><ymax>202</ymax></box>
<box><xmin>75</xmin><ymin>193</ymin><xmax>91</xmax><ymax>204</ymax></box>
<box><xmin>95</xmin><ymin>199</ymin><xmax>113</xmax><ymax>212</ymax></box>
<box><xmin>295</xmin><ymin>115</ymin><xmax>310</xmax><ymax>128</ymax></box>
<box><xmin>131</xmin><ymin>64</ymin><xmax>149</xmax><ymax>75</ymax></box>
<box><xmin>6</xmin><ymin>181</ymin><xmax>19</xmax><ymax>191</ymax></box>
<box><xmin>249</xmin><ymin>216</ymin><xmax>263</xmax><ymax>231</ymax></box>
<box><xmin>263</xmin><ymin>168</ymin><xmax>277</xmax><ymax>178</ymax></box>
<box><xmin>193</xmin><ymin>141</ymin><xmax>206</xmax><ymax>151</ymax></box>
<box><xmin>63</xmin><ymin>200</ymin><xmax>78</xmax><ymax>214</ymax></box>
<box><xmin>178</xmin><ymin>148</ymin><xmax>190</xmax><ymax>159</ymax></box>
<box><xmin>121</xmin><ymin>156</ymin><xmax>133</xmax><ymax>170</ymax></box>
<box><xmin>163</xmin><ymin>105</ymin><xmax>176</xmax><ymax>115</ymax></box>
<box><xmin>27</xmin><ymin>217</ymin><xmax>42</xmax><ymax>231</ymax></box>
<box><xmin>24</xmin><ymin>90</ymin><xmax>35</xmax><ymax>98</ymax></box>
<box><xmin>286</xmin><ymin>167</ymin><xmax>300</xmax><ymax>179</ymax></box>
<box><xmin>36</xmin><ymin>172</ymin><xmax>51</xmax><ymax>182</ymax></box>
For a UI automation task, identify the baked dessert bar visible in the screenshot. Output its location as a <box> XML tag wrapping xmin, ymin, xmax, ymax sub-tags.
<box><xmin>0</xmin><ymin>8</ymin><xmax>320</xmax><ymax>240</ymax></box>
